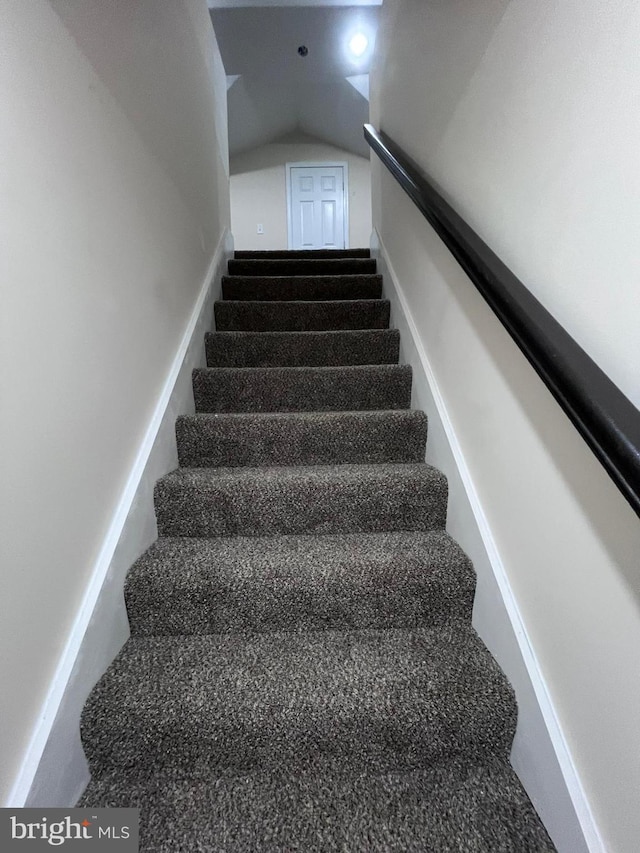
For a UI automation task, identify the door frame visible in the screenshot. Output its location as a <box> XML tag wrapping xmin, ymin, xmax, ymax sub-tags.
<box><xmin>285</xmin><ymin>161</ymin><xmax>350</xmax><ymax>250</ymax></box>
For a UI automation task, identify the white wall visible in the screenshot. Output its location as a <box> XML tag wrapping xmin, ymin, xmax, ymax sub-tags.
<box><xmin>372</xmin><ymin>233</ymin><xmax>590</xmax><ymax>853</ymax></box>
<box><xmin>24</xmin><ymin>231</ymin><xmax>233</xmax><ymax>809</ymax></box>
<box><xmin>0</xmin><ymin>0</ymin><xmax>229</xmax><ymax>806</ymax></box>
<box><xmin>230</xmin><ymin>134</ymin><xmax>372</xmax><ymax>249</ymax></box>
<box><xmin>370</xmin><ymin>2</ymin><xmax>640</xmax><ymax>852</ymax></box>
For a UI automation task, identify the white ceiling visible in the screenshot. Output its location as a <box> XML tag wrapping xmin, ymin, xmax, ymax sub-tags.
<box><xmin>209</xmin><ymin>4</ymin><xmax>380</xmax><ymax>158</ymax></box>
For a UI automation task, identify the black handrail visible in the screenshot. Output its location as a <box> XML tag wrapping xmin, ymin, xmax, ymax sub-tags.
<box><xmin>364</xmin><ymin>123</ymin><xmax>640</xmax><ymax>518</ymax></box>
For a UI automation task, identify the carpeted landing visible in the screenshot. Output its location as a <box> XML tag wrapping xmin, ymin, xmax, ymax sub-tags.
<box><xmin>79</xmin><ymin>248</ymin><xmax>556</xmax><ymax>852</ymax></box>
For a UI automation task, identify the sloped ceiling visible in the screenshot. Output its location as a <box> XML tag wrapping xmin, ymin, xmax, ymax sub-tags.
<box><xmin>209</xmin><ymin>4</ymin><xmax>380</xmax><ymax>158</ymax></box>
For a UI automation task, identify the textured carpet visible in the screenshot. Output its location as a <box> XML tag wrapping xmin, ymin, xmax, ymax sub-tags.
<box><xmin>79</xmin><ymin>248</ymin><xmax>556</xmax><ymax>852</ymax></box>
<box><xmin>81</xmin><ymin>623</ymin><xmax>517</xmax><ymax>780</ymax></box>
<box><xmin>125</xmin><ymin>531</ymin><xmax>475</xmax><ymax>636</ymax></box>
<box><xmin>154</xmin><ymin>463</ymin><xmax>448</xmax><ymax>538</ymax></box>
<box><xmin>79</xmin><ymin>759</ymin><xmax>555</xmax><ymax>853</ymax></box>
<box><xmin>234</xmin><ymin>248</ymin><xmax>371</xmax><ymax>259</ymax></box>
<box><xmin>205</xmin><ymin>329</ymin><xmax>400</xmax><ymax>367</ymax></box>
<box><xmin>176</xmin><ymin>409</ymin><xmax>427</xmax><ymax>467</ymax></box>
<box><xmin>228</xmin><ymin>258</ymin><xmax>377</xmax><ymax>276</ymax></box>
<box><xmin>192</xmin><ymin>364</ymin><xmax>412</xmax><ymax>413</ymax></box>
<box><xmin>215</xmin><ymin>298</ymin><xmax>390</xmax><ymax>331</ymax></box>
<box><xmin>222</xmin><ymin>273</ymin><xmax>382</xmax><ymax>301</ymax></box>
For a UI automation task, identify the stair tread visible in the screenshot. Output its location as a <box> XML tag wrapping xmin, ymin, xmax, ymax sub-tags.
<box><xmin>195</xmin><ymin>363</ymin><xmax>408</xmax><ymax>375</ymax></box>
<box><xmin>125</xmin><ymin>530</ymin><xmax>474</xmax><ymax>636</ymax></box>
<box><xmin>157</xmin><ymin>460</ymin><xmax>444</xmax><ymax>487</ymax></box>
<box><xmin>208</xmin><ymin>328</ymin><xmax>396</xmax><ymax>338</ymax></box>
<box><xmin>176</xmin><ymin>409</ymin><xmax>426</xmax><ymax>467</ymax></box>
<box><xmin>192</xmin><ymin>364</ymin><xmax>412</xmax><ymax>413</ymax></box>
<box><xmin>81</xmin><ymin>621</ymin><xmax>516</xmax><ymax>780</ymax></box>
<box><xmin>178</xmin><ymin>407</ymin><xmax>422</xmax><ymax>422</ymax></box>
<box><xmin>205</xmin><ymin>328</ymin><xmax>400</xmax><ymax>367</ymax></box>
<box><xmin>80</xmin><ymin>759</ymin><xmax>555</xmax><ymax>853</ymax></box>
<box><xmin>215</xmin><ymin>299</ymin><xmax>390</xmax><ymax>331</ymax></box>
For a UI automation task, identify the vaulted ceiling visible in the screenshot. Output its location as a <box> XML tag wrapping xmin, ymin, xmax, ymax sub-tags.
<box><xmin>208</xmin><ymin>1</ymin><xmax>381</xmax><ymax>158</ymax></box>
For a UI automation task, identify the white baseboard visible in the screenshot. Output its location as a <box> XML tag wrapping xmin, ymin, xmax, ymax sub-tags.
<box><xmin>11</xmin><ymin>229</ymin><xmax>234</xmax><ymax>808</ymax></box>
<box><xmin>371</xmin><ymin>229</ymin><xmax>601</xmax><ymax>853</ymax></box>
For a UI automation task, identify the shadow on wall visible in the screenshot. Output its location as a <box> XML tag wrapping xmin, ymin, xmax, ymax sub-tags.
<box><xmin>371</xmin><ymin>0</ymin><xmax>511</xmax><ymax>171</ymax></box>
<box><xmin>230</xmin><ymin>130</ymin><xmax>373</xmax><ymax>250</ymax></box>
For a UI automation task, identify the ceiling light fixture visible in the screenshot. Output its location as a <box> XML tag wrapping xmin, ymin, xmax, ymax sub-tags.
<box><xmin>348</xmin><ymin>32</ymin><xmax>368</xmax><ymax>58</ymax></box>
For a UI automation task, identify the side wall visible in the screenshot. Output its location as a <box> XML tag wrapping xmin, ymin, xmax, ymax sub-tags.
<box><xmin>230</xmin><ymin>135</ymin><xmax>372</xmax><ymax>249</ymax></box>
<box><xmin>370</xmin><ymin>2</ymin><xmax>640</xmax><ymax>852</ymax></box>
<box><xmin>0</xmin><ymin>0</ymin><xmax>230</xmax><ymax>805</ymax></box>
<box><xmin>25</xmin><ymin>230</ymin><xmax>233</xmax><ymax>808</ymax></box>
<box><xmin>373</xmin><ymin>232</ymin><xmax>589</xmax><ymax>853</ymax></box>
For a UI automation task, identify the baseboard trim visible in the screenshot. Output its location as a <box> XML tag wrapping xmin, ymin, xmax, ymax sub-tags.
<box><xmin>8</xmin><ymin>229</ymin><xmax>233</xmax><ymax>807</ymax></box>
<box><xmin>371</xmin><ymin>229</ymin><xmax>603</xmax><ymax>853</ymax></box>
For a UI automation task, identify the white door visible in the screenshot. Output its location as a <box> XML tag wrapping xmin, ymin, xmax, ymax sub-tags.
<box><xmin>287</xmin><ymin>164</ymin><xmax>347</xmax><ymax>250</ymax></box>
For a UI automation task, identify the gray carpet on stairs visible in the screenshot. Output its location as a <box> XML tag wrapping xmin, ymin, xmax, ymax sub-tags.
<box><xmin>125</xmin><ymin>531</ymin><xmax>475</xmax><ymax>636</ymax></box>
<box><xmin>78</xmin><ymin>248</ymin><xmax>556</xmax><ymax>852</ymax></box>
<box><xmin>81</xmin><ymin>622</ymin><xmax>517</xmax><ymax>780</ymax></box>
<box><xmin>222</xmin><ymin>273</ymin><xmax>382</xmax><ymax>301</ymax></box>
<box><xmin>176</xmin><ymin>409</ymin><xmax>427</xmax><ymax>467</ymax></box>
<box><xmin>79</xmin><ymin>760</ymin><xmax>555</xmax><ymax>853</ymax></box>
<box><xmin>192</xmin><ymin>364</ymin><xmax>412</xmax><ymax>413</ymax></box>
<box><xmin>205</xmin><ymin>329</ymin><xmax>400</xmax><ymax>367</ymax></box>
<box><xmin>234</xmin><ymin>248</ymin><xmax>371</xmax><ymax>259</ymax></box>
<box><xmin>214</xmin><ymin>299</ymin><xmax>390</xmax><ymax>331</ymax></box>
<box><xmin>228</xmin><ymin>258</ymin><xmax>376</xmax><ymax>276</ymax></box>
<box><xmin>154</xmin><ymin>463</ymin><xmax>448</xmax><ymax>538</ymax></box>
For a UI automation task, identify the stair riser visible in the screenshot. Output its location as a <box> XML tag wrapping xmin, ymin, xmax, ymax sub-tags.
<box><xmin>192</xmin><ymin>366</ymin><xmax>412</xmax><ymax>414</ymax></box>
<box><xmin>205</xmin><ymin>330</ymin><xmax>400</xmax><ymax>368</ymax></box>
<box><xmin>228</xmin><ymin>259</ymin><xmax>376</xmax><ymax>276</ymax></box>
<box><xmin>127</xmin><ymin>578</ymin><xmax>473</xmax><ymax>636</ymax></box>
<box><xmin>126</xmin><ymin>546</ymin><xmax>474</xmax><ymax>636</ymax></box>
<box><xmin>154</xmin><ymin>468</ymin><xmax>447</xmax><ymax>538</ymax></box>
<box><xmin>234</xmin><ymin>249</ymin><xmax>371</xmax><ymax>259</ymax></box>
<box><xmin>84</xmin><ymin>717</ymin><xmax>514</xmax><ymax>783</ymax></box>
<box><xmin>214</xmin><ymin>300</ymin><xmax>390</xmax><ymax>332</ymax></box>
<box><xmin>176</xmin><ymin>411</ymin><xmax>427</xmax><ymax>468</ymax></box>
<box><xmin>221</xmin><ymin>275</ymin><xmax>382</xmax><ymax>301</ymax></box>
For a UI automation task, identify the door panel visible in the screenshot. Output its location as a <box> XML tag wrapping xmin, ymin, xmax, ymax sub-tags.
<box><xmin>300</xmin><ymin>201</ymin><xmax>315</xmax><ymax>247</ymax></box>
<box><xmin>322</xmin><ymin>200</ymin><xmax>336</xmax><ymax>246</ymax></box>
<box><xmin>289</xmin><ymin>165</ymin><xmax>346</xmax><ymax>249</ymax></box>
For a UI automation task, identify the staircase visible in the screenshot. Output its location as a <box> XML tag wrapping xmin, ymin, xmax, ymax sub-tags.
<box><xmin>80</xmin><ymin>249</ymin><xmax>555</xmax><ymax>851</ymax></box>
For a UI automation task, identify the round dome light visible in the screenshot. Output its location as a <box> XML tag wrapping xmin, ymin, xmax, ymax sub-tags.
<box><xmin>348</xmin><ymin>32</ymin><xmax>368</xmax><ymax>58</ymax></box>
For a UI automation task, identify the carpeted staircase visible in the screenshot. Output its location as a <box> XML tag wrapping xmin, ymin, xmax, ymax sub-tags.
<box><xmin>79</xmin><ymin>249</ymin><xmax>556</xmax><ymax>851</ymax></box>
